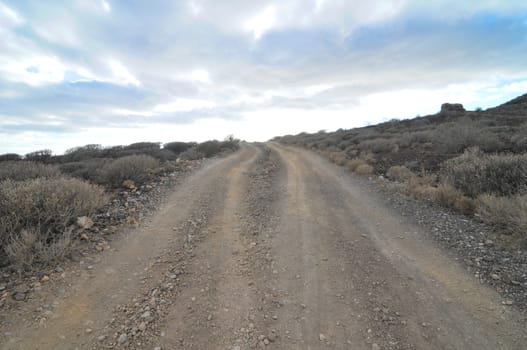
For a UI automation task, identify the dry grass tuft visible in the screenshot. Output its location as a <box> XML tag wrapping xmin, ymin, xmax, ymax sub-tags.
<box><xmin>476</xmin><ymin>194</ymin><xmax>527</xmax><ymax>239</ymax></box>
<box><xmin>386</xmin><ymin>165</ymin><xmax>415</xmax><ymax>182</ymax></box>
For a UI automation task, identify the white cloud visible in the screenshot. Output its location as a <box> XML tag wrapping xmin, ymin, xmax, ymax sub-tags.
<box><xmin>107</xmin><ymin>60</ymin><xmax>141</xmax><ymax>87</ymax></box>
<box><xmin>188</xmin><ymin>1</ymin><xmax>203</xmax><ymax>16</ymax></box>
<box><xmin>153</xmin><ymin>98</ymin><xmax>216</xmax><ymax>113</ymax></box>
<box><xmin>189</xmin><ymin>69</ymin><xmax>211</xmax><ymax>84</ymax></box>
<box><xmin>0</xmin><ymin>55</ymin><xmax>66</xmax><ymax>86</ymax></box>
<box><xmin>244</xmin><ymin>5</ymin><xmax>277</xmax><ymax>40</ymax></box>
<box><xmin>101</xmin><ymin>0</ymin><xmax>111</xmax><ymax>13</ymax></box>
<box><xmin>0</xmin><ymin>2</ymin><xmax>24</xmax><ymax>27</ymax></box>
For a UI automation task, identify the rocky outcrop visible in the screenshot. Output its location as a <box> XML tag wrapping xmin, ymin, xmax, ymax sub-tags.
<box><xmin>440</xmin><ymin>103</ymin><xmax>465</xmax><ymax>113</ymax></box>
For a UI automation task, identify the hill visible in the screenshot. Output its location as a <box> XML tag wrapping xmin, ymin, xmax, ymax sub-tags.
<box><xmin>274</xmin><ymin>93</ymin><xmax>527</xmax><ymax>245</ymax></box>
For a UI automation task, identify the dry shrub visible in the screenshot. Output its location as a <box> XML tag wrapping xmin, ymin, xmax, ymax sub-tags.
<box><xmin>386</xmin><ymin>165</ymin><xmax>415</xmax><ymax>182</ymax></box>
<box><xmin>442</xmin><ymin>148</ymin><xmax>527</xmax><ymax>197</ymax></box>
<box><xmin>0</xmin><ymin>178</ymin><xmax>108</xmax><ymax>268</ymax></box>
<box><xmin>476</xmin><ymin>194</ymin><xmax>527</xmax><ymax>237</ymax></box>
<box><xmin>99</xmin><ymin>155</ymin><xmax>159</xmax><ymax>187</ymax></box>
<box><xmin>354</xmin><ymin>163</ymin><xmax>374</xmax><ymax>176</ymax></box>
<box><xmin>0</xmin><ymin>161</ymin><xmax>60</xmax><ymax>181</ymax></box>
<box><xmin>347</xmin><ymin>158</ymin><xmax>368</xmax><ymax>172</ymax></box>
<box><xmin>329</xmin><ymin>152</ymin><xmax>348</xmax><ymax>166</ymax></box>
<box><xmin>434</xmin><ymin>183</ymin><xmax>475</xmax><ymax>215</ymax></box>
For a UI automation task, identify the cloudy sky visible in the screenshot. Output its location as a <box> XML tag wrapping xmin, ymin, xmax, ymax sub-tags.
<box><xmin>1</xmin><ymin>1</ymin><xmax>527</xmax><ymax>155</ymax></box>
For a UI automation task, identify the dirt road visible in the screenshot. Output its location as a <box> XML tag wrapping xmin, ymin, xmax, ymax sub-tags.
<box><xmin>1</xmin><ymin>143</ymin><xmax>526</xmax><ymax>349</ymax></box>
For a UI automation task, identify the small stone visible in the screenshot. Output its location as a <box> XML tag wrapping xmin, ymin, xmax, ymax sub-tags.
<box><xmin>141</xmin><ymin>311</ymin><xmax>152</xmax><ymax>321</ymax></box>
<box><xmin>319</xmin><ymin>333</ymin><xmax>327</xmax><ymax>341</ymax></box>
<box><xmin>138</xmin><ymin>322</ymin><xmax>147</xmax><ymax>331</ymax></box>
<box><xmin>263</xmin><ymin>338</ymin><xmax>270</xmax><ymax>345</ymax></box>
<box><xmin>372</xmin><ymin>343</ymin><xmax>381</xmax><ymax>350</ymax></box>
<box><xmin>154</xmin><ymin>347</ymin><xmax>162</xmax><ymax>350</ymax></box>
<box><xmin>97</xmin><ymin>335</ymin><xmax>106</xmax><ymax>341</ymax></box>
<box><xmin>118</xmin><ymin>333</ymin><xmax>128</xmax><ymax>344</ymax></box>
<box><xmin>268</xmin><ymin>333</ymin><xmax>277</xmax><ymax>342</ymax></box>
<box><xmin>12</xmin><ymin>292</ymin><xmax>25</xmax><ymax>301</ymax></box>
<box><xmin>41</xmin><ymin>275</ymin><xmax>50</xmax><ymax>282</ymax></box>
<box><xmin>491</xmin><ymin>274</ymin><xmax>500</xmax><ymax>280</ymax></box>
<box><xmin>272</xmin><ymin>315</ymin><xmax>278</xmax><ymax>320</ymax></box>
<box><xmin>77</xmin><ymin>216</ymin><xmax>94</xmax><ymax>229</ymax></box>
<box><xmin>55</xmin><ymin>266</ymin><xmax>64</xmax><ymax>273</ymax></box>
<box><xmin>503</xmin><ymin>300</ymin><xmax>514</xmax><ymax>305</ymax></box>
<box><xmin>85</xmin><ymin>328</ymin><xmax>92</xmax><ymax>334</ymax></box>
<box><xmin>231</xmin><ymin>346</ymin><xmax>241</xmax><ymax>350</ymax></box>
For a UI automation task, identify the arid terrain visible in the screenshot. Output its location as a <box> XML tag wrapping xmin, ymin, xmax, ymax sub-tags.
<box><xmin>1</xmin><ymin>143</ymin><xmax>525</xmax><ymax>350</ymax></box>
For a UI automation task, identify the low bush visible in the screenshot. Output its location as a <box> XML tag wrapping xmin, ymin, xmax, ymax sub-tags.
<box><xmin>164</xmin><ymin>141</ymin><xmax>197</xmax><ymax>155</ymax></box>
<box><xmin>0</xmin><ymin>153</ymin><xmax>22</xmax><ymax>162</ymax></box>
<box><xmin>442</xmin><ymin>148</ymin><xmax>527</xmax><ymax>197</ymax></box>
<box><xmin>25</xmin><ymin>149</ymin><xmax>52</xmax><ymax>163</ymax></box>
<box><xmin>0</xmin><ymin>178</ymin><xmax>108</xmax><ymax>268</ymax></box>
<box><xmin>347</xmin><ymin>158</ymin><xmax>368</xmax><ymax>172</ymax></box>
<box><xmin>0</xmin><ymin>161</ymin><xmax>61</xmax><ymax>181</ymax></box>
<box><xmin>354</xmin><ymin>163</ymin><xmax>374</xmax><ymax>176</ymax></box>
<box><xmin>59</xmin><ymin>158</ymin><xmax>113</xmax><ymax>183</ymax></box>
<box><xmin>99</xmin><ymin>155</ymin><xmax>160</xmax><ymax>187</ymax></box>
<box><xmin>386</xmin><ymin>165</ymin><xmax>415</xmax><ymax>182</ymax></box>
<box><xmin>476</xmin><ymin>194</ymin><xmax>527</xmax><ymax>238</ymax></box>
<box><xmin>434</xmin><ymin>183</ymin><xmax>475</xmax><ymax>215</ymax></box>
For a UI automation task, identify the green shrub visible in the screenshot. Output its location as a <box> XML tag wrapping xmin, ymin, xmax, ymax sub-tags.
<box><xmin>0</xmin><ymin>178</ymin><xmax>108</xmax><ymax>268</ymax></box>
<box><xmin>442</xmin><ymin>148</ymin><xmax>527</xmax><ymax>197</ymax></box>
<box><xmin>99</xmin><ymin>155</ymin><xmax>159</xmax><ymax>187</ymax></box>
<box><xmin>0</xmin><ymin>161</ymin><xmax>61</xmax><ymax>181</ymax></box>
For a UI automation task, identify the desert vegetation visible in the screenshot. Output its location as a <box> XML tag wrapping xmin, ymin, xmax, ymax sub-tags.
<box><xmin>274</xmin><ymin>96</ymin><xmax>527</xmax><ymax>244</ymax></box>
<box><xmin>0</xmin><ymin>137</ymin><xmax>240</xmax><ymax>270</ymax></box>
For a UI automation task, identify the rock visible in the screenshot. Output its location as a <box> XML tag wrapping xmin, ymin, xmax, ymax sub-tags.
<box><xmin>97</xmin><ymin>335</ymin><xmax>106</xmax><ymax>341</ymax></box>
<box><xmin>55</xmin><ymin>266</ymin><xmax>64</xmax><ymax>273</ymax></box>
<box><xmin>122</xmin><ymin>180</ymin><xmax>136</xmax><ymax>190</ymax></box>
<box><xmin>117</xmin><ymin>333</ymin><xmax>128</xmax><ymax>344</ymax></box>
<box><xmin>503</xmin><ymin>300</ymin><xmax>514</xmax><ymax>305</ymax></box>
<box><xmin>440</xmin><ymin>103</ymin><xmax>465</xmax><ymax>113</ymax></box>
<box><xmin>372</xmin><ymin>343</ymin><xmax>381</xmax><ymax>350</ymax></box>
<box><xmin>141</xmin><ymin>311</ymin><xmax>153</xmax><ymax>321</ymax></box>
<box><xmin>138</xmin><ymin>322</ymin><xmax>147</xmax><ymax>331</ymax></box>
<box><xmin>77</xmin><ymin>216</ymin><xmax>94</xmax><ymax>229</ymax></box>
<box><xmin>85</xmin><ymin>328</ymin><xmax>92</xmax><ymax>334</ymax></box>
<box><xmin>41</xmin><ymin>275</ymin><xmax>50</xmax><ymax>283</ymax></box>
<box><xmin>319</xmin><ymin>333</ymin><xmax>327</xmax><ymax>341</ymax></box>
<box><xmin>491</xmin><ymin>274</ymin><xmax>500</xmax><ymax>280</ymax></box>
<box><xmin>12</xmin><ymin>292</ymin><xmax>25</xmax><ymax>301</ymax></box>
<box><xmin>0</xmin><ymin>284</ymin><xmax>5</xmax><ymax>291</ymax></box>
<box><xmin>231</xmin><ymin>346</ymin><xmax>241</xmax><ymax>350</ymax></box>
<box><xmin>154</xmin><ymin>347</ymin><xmax>162</xmax><ymax>350</ymax></box>
<box><xmin>267</xmin><ymin>333</ymin><xmax>277</xmax><ymax>342</ymax></box>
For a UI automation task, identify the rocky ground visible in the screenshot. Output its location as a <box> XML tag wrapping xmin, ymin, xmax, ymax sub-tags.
<box><xmin>0</xmin><ymin>144</ymin><xmax>526</xmax><ymax>350</ymax></box>
<box><xmin>373</xmin><ymin>178</ymin><xmax>527</xmax><ymax>312</ymax></box>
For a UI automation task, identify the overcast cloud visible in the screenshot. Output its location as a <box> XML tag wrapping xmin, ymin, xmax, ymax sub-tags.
<box><xmin>1</xmin><ymin>0</ymin><xmax>527</xmax><ymax>154</ymax></box>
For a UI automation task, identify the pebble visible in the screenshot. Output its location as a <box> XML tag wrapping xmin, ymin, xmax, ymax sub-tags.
<box><xmin>97</xmin><ymin>335</ymin><xmax>106</xmax><ymax>341</ymax></box>
<box><xmin>154</xmin><ymin>347</ymin><xmax>162</xmax><ymax>350</ymax></box>
<box><xmin>491</xmin><ymin>274</ymin><xmax>500</xmax><ymax>280</ymax></box>
<box><xmin>118</xmin><ymin>333</ymin><xmax>128</xmax><ymax>344</ymax></box>
<box><xmin>319</xmin><ymin>333</ymin><xmax>327</xmax><ymax>341</ymax></box>
<box><xmin>372</xmin><ymin>343</ymin><xmax>381</xmax><ymax>350</ymax></box>
<box><xmin>231</xmin><ymin>346</ymin><xmax>241</xmax><ymax>350</ymax></box>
